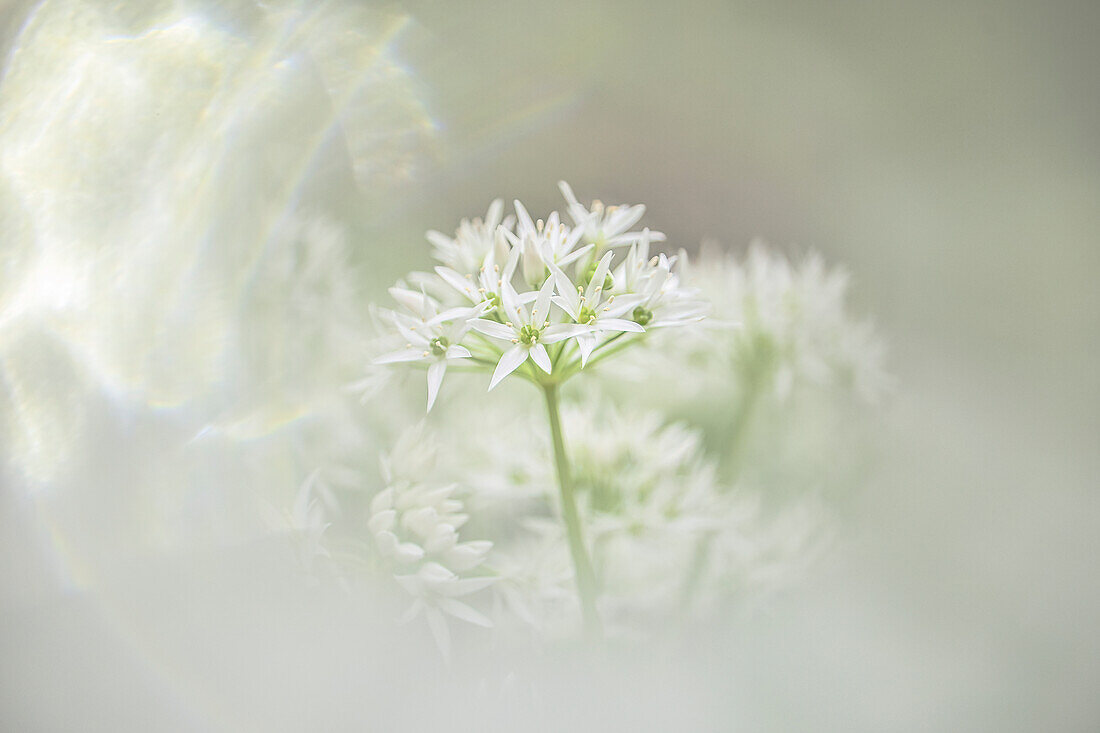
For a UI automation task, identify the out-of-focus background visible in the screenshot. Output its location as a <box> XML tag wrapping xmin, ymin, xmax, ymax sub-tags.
<box><xmin>1</xmin><ymin>0</ymin><xmax>1097</xmax><ymax>730</ymax></box>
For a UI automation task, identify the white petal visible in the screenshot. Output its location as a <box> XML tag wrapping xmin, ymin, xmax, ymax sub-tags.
<box><xmin>394</xmin><ymin>542</ymin><xmax>426</xmax><ymax>564</ymax></box>
<box><xmin>426</xmin><ymin>361</ymin><xmax>446</xmax><ymax>411</ymax></box>
<box><xmin>424</xmin><ymin>606</ymin><xmax>451</xmax><ymax>660</ymax></box>
<box><xmin>437</xmin><ymin>598</ymin><xmax>493</xmax><ymax>628</ymax></box>
<box><xmin>374</xmin><ymin>348</ymin><xmax>424</xmax><ymax>364</ymax></box>
<box><xmin>439</xmin><ymin>576</ymin><xmax>496</xmax><ymax>597</ymax></box>
<box><xmin>375</xmin><ymin>530</ymin><xmax>398</xmax><ymax>556</ymax></box>
<box><xmin>578</xmin><ymin>334</ymin><xmax>597</xmax><ymax>366</ymax></box>
<box><xmin>485</xmin><ymin>198</ymin><xmax>504</xmax><ymax>229</ymax></box>
<box><xmin>368</xmin><ymin>509</ymin><xmax>396</xmax><ymax>535</ymax></box>
<box><xmin>586</xmin><ymin>251</ymin><xmax>614</xmax><ymax>301</ymax></box>
<box><xmin>489</xmin><ymin>345</ymin><xmax>528</xmax><ymax>390</ymax></box>
<box><xmin>434</xmin><ymin>266</ymin><xmax>477</xmax><ymax>301</ymax></box>
<box><xmin>548</xmin><ymin>263</ymin><xmax>580</xmax><ymax>315</ymax></box>
<box><xmin>533</xmin><ymin>275</ymin><xmax>555</xmax><ymax>325</ymax></box>
<box><xmin>530</xmin><ymin>343</ymin><xmax>552</xmax><ymax>374</ymax></box>
<box><xmin>513</xmin><ymin>199</ymin><xmax>536</xmax><ymax>234</ymax></box>
<box><xmin>499</xmin><ymin>281</ymin><xmax>523</xmax><ymax>328</ymax></box>
<box><xmin>389</xmin><ymin>286</ymin><xmax>427</xmax><ymax>314</ymax></box>
<box><xmin>541</xmin><ymin>323</ymin><xmax>591</xmax><ymax>343</ymax></box>
<box><xmin>370</xmin><ymin>487</ymin><xmax>394</xmax><ymax>514</ymax></box>
<box><xmin>558</xmin><ymin>180</ymin><xmax>580</xmax><ymax>208</ymax></box>
<box><xmin>599</xmin><ymin>318</ymin><xmax>646</xmax><ymax>333</ymax></box>
<box><xmin>470</xmin><ymin>319</ymin><xmax>515</xmax><ymax>341</ymax></box>
<box><xmin>429</xmin><ymin>306</ymin><xmax>480</xmax><ymax>325</ymax></box>
<box><xmin>556</xmin><ymin>242</ymin><xmax>594</xmax><ymax>267</ymax></box>
<box><xmin>446</xmin><ymin>344</ymin><xmax>472</xmax><ymax>359</ymax></box>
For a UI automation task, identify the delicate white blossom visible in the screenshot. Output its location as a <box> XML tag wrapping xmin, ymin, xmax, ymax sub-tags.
<box><xmin>373</xmin><ymin>288</ymin><xmax>485</xmax><ymax>410</ymax></box>
<box><xmin>369</xmin><ymin>481</ymin><xmax>495</xmax><ymax>657</ymax></box>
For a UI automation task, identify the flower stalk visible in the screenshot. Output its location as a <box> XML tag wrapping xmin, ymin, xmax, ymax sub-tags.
<box><xmin>542</xmin><ymin>381</ymin><xmax>602</xmax><ymax>639</ymax></box>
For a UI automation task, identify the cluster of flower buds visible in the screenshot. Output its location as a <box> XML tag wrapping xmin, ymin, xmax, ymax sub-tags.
<box><xmin>368</xmin><ymin>481</ymin><xmax>495</xmax><ymax>656</ymax></box>
<box><xmin>375</xmin><ymin>182</ymin><xmax>709</xmax><ymax>409</ymax></box>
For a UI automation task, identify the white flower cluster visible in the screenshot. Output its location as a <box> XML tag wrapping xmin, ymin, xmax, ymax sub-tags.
<box><xmin>672</xmin><ymin>242</ymin><xmax>890</xmax><ymax>403</ymax></box>
<box><xmin>375</xmin><ymin>182</ymin><xmax>708</xmax><ymax>409</ymax></box>
<box><xmin>511</xmin><ymin>403</ymin><xmax>822</xmax><ymax>635</ymax></box>
<box><xmin>367</xmin><ymin>481</ymin><xmax>495</xmax><ymax>657</ymax></box>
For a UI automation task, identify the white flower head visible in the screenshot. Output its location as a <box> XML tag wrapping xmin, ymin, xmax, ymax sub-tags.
<box><xmin>558</xmin><ymin>180</ymin><xmax>665</xmax><ymax>256</ymax></box>
<box><xmin>550</xmin><ymin>251</ymin><xmax>645</xmax><ymax>365</ymax></box>
<box><xmin>434</xmin><ymin>229</ymin><xmax>519</xmax><ymax>314</ymax></box>
<box><xmin>470</xmin><ymin>275</ymin><xmax>589</xmax><ymax>388</ymax></box>
<box><xmin>615</xmin><ymin>232</ymin><xmax>709</xmax><ymax>329</ymax></box>
<box><xmin>369</xmin><ymin>481</ymin><xmax>495</xmax><ymax>657</ymax></box>
<box><xmin>426</xmin><ymin>198</ymin><xmax>513</xmax><ymax>275</ymax></box>
<box><xmin>373</xmin><ymin>287</ymin><xmax>485</xmax><ymax>411</ymax></box>
<box><xmin>507</xmin><ymin>203</ymin><xmax>592</xmax><ymax>289</ymax></box>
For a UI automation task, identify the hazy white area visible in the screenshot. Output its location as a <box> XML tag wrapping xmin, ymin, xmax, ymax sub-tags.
<box><xmin>1</xmin><ymin>1</ymin><xmax>1097</xmax><ymax>730</ymax></box>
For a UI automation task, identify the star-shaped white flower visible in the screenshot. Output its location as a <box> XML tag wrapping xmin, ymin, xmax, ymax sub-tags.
<box><xmin>549</xmin><ymin>251</ymin><xmax>645</xmax><ymax>365</ymax></box>
<box><xmin>558</xmin><ymin>180</ymin><xmax>665</xmax><ymax>251</ymax></box>
<box><xmin>374</xmin><ymin>287</ymin><xmax>484</xmax><ymax>410</ymax></box>
<box><xmin>614</xmin><ymin>231</ymin><xmax>709</xmax><ymax>329</ymax></box>
<box><xmin>426</xmin><ymin>198</ymin><xmax>512</xmax><ymax>275</ymax></box>
<box><xmin>434</xmin><ymin>231</ymin><xmax>520</xmax><ymax>314</ymax></box>
<box><xmin>507</xmin><ymin>204</ymin><xmax>593</xmax><ymax>288</ymax></box>
<box><xmin>469</xmin><ymin>276</ymin><xmax>589</xmax><ymax>388</ymax></box>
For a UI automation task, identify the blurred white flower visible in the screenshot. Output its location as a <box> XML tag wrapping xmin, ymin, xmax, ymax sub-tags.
<box><xmin>681</xmin><ymin>241</ymin><xmax>890</xmax><ymax>403</ymax></box>
<box><xmin>369</xmin><ymin>482</ymin><xmax>495</xmax><ymax>657</ymax></box>
<box><xmin>558</xmin><ymin>180</ymin><xmax>665</xmax><ymax>256</ymax></box>
<box><xmin>427</xmin><ymin>199</ymin><xmax>511</xmax><ymax>276</ymax></box>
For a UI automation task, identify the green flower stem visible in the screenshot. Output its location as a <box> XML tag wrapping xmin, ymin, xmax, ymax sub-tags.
<box><xmin>541</xmin><ymin>382</ymin><xmax>602</xmax><ymax>639</ymax></box>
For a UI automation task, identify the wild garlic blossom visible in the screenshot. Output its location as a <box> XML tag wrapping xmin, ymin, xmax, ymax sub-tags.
<box><xmin>373</xmin><ymin>182</ymin><xmax>707</xmax><ymax>412</ymax></box>
<box><xmin>371</xmin><ymin>182</ymin><xmax>709</xmax><ymax>638</ymax></box>
<box><xmin>368</xmin><ymin>481</ymin><xmax>495</xmax><ymax>657</ymax></box>
<box><xmin>558</xmin><ymin>180</ymin><xmax>665</xmax><ymax>257</ymax></box>
<box><xmin>374</xmin><ymin>288</ymin><xmax>486</xmax><ymax>410</ymax></box>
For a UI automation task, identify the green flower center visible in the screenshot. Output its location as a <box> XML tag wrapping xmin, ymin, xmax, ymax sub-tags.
<box><xmin>632</xmin><ymin>306</ymin><xmax>653</xmax><ymax>326</ymax></box>
<box><xmin>484</xmin><ymin>291</ymin><xmax>500</xmax><ymax>309</ymax></box>
<box><xmin>518</xmin><ymin>324</ymin><xmax>541</xmax><ymax>345</ymax></box>
<box><xmin>582</xmin><ymin>262</ymin><xmax>613</xmax><ymax>290</ymax></box>
<box><xmin>578</xmin><ymin>305</ymin><xmax>598</xmax><ymax>325</ymax></box>
<box><xmin>429</xmin><ymin>336</ymin><xmax>450</xmax><ymax>357</ymax></box>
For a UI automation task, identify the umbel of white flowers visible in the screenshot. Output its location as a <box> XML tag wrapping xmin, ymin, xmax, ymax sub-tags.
<box><xmin>375</xmin><ymin>182</ymin><xmax>707</xmax><ymax>408</ymax></box>
<box><xmin>373</xmin><ymin>182</ymin><xmax>708</xmax><ymax>637</ymax></box>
